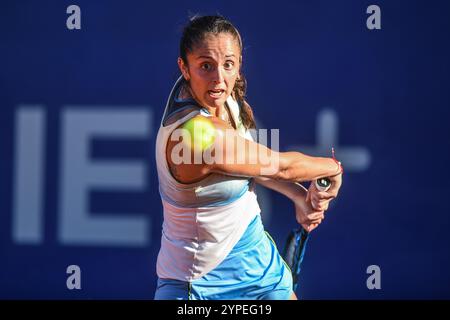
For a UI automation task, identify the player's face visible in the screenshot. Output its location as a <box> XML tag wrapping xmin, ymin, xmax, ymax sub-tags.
<box><xmin>180</xmin><ymin>33</ymin><xmax>241</xmax><ymax>110</ymax></box>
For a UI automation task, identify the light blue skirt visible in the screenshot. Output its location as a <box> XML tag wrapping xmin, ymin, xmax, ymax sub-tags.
<box><xmin>154</xmin><ymin>214</ymin><xmax>293</xmax><ymax>300</ymax></box>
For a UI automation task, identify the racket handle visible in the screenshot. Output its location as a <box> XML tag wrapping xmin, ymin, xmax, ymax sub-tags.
<box><xmin>282</xmin><ymin>227</ymin><xmax>310</xmax><ymax>291</ymax></box>
<box><xmin>315</xmin><ymin>177</ymin><xmax>331</xmax><ymax>192</ymax></box>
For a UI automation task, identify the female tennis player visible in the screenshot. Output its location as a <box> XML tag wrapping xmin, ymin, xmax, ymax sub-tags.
<box><xmin>154</xmin><ymin>15</ymin><xmax>343</xmax><ymax>300</ymax></box>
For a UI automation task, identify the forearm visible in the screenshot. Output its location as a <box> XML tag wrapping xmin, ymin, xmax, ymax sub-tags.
<box><xmin>197</xmin><ymin>119</ymin><xmax>341</xmax><ymax>182</ymax></box>
<box><xmin>254</xmin><ymin>177</ymin><xmax>307</xmax><ymax>203</ymax></box>
<box><xmin>255</xmin><ymin>177</ymin><xmax>325</xmax><ymax>231</ymax></box>
<box><xmin>277</xmin><ymin>151</ymin><xmax>341</xmax><ymax>182</ymax></box>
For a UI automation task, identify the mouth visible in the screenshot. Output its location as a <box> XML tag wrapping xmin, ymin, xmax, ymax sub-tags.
<box><xmin>208</xmin><ymin>89</ymin><xmax>225</xmax><ymax>99</ymax></box>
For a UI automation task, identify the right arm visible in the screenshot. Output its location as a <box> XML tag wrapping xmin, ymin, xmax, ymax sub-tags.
<box><xmin>166</xmin><ymin>115</ymin><xmax>342</xmax><ymax>184</ymax></box>
<box><xmin>206</xmin><ymin>116</ymin><xmax>341</xmax><ymax>181</ymax></box>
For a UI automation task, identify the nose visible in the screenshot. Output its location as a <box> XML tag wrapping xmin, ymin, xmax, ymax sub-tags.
<box><xmin>212</xmin><ymin>66</ymin><xmax>224</xmax><ymax>84</ymax></box>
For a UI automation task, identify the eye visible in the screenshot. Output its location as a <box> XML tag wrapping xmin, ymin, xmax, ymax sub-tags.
<box><xmin>201</xmin><ymin>63</ymin><xmax>212</xmax><ymax>71</ymax></box>
<box><xmin>224</xmin><ymin>61</ymin><xmax>234</xmax><ymax>70</ymax></box>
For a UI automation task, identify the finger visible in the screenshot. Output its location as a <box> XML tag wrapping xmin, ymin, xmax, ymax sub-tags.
<box><xmin>302</xmin><ymin>220</ymin><xmax>317</xmax><ymax>231</ymax></box>
<box><xmin>327</xmin><ymin>186</ymin><xmax>340</xmax><ymax>197</ymax></box>
<box><xmin>307</xmin><ymin>217</ymin><xmax>323</xmax><ymax>225</ymax></box>
<box><xmin>309</xmin><ymin>199</ymin><xmax>318</xmax><ymax>211</ymax></box>
<box><xmin>311</xmin><ymin>199</ymin><xmax>320</xmax><ymax>211</ymax></box>
<box><xmin>306</xmin><ymin>211</ymin><xmax>324</xmax><ymax>220</ymax></box>
<box><xmin>315</xmin><ymin>191</ymin><xmax>335</xmax><ymax>200</ymax></box>
<box><xmin>309</xmin><ymin>185</ymin><xmax>334</xmax><ymax>199</ymax></box>
<box><xmin>310</xmin><ymin>191</ymin><xmax>333</xmax><ymax>206</ymax></box>
<box><xmin>310</xmin><ymin>193</ymin><xmax>322</xmax><ymax>210</ymax></box>
<box><xmin>308</xmin><ymin>223</ymin><xmax>319</xmax><ymax>232</ymax></box>
<box><xmin>316</xmin><ymin>201</ymin><xmax>330</xmax><ymax>212</ymax></box>
<box><xmin>309</xmin><ymin>219</ymin><xmax>322</xmax><ymax>226</ymax></box>
<box><xmin>311</xmin><ymin>196</ymin><xmax>330</xmax><ymax>211</ymax></box>
<box><xmin>311</xmin><ymin>197</ymin><xmax>322</xmax><ymax>211</ymax></box>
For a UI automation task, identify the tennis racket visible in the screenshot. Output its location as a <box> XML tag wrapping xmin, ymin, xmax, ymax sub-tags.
<box><xmin>282</xmin><ymin>177</ymin><xmax>331</xmax><ymax>291</ymax></box>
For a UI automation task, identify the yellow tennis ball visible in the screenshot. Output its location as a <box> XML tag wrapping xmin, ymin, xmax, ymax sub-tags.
<box><xmin>182</xmin><ymin>117</ymin><xmax>216</xmax><ymax>152</ymax></box>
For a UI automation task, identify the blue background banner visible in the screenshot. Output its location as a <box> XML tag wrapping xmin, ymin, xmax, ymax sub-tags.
<box><xmin>1</xmin><ymin>0</ymin><xmax>449</xmax><ymax>299</ymax></box>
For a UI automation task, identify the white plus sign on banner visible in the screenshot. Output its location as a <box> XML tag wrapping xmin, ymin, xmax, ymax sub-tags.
<box><xmin>288</xmin><ymin>108</ymin><xmax>371</xmax><ymax>172</ymax></box>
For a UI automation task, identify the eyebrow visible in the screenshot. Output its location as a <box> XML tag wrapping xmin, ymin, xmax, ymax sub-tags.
<box><xmin>196</xmin><ymin>54</ymin><xmax>236</xmax><ymax>60</ymax></box>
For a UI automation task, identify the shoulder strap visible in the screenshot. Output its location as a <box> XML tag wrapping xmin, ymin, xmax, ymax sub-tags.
<box><xmin>161</xmin><ymin>76</ymin><xmax>208</xmax><ymax>127</ymax></box>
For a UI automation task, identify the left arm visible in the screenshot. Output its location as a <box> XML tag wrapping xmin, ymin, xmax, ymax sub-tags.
<box><xmin>254</xmin><ymin>177</ymin><xmax>307</xmax><ymax>202</ymax></box>
<box><xmin>254</xmin><ymin>177</ymin><xmax>324</xmax><ymax>232</ymax></box>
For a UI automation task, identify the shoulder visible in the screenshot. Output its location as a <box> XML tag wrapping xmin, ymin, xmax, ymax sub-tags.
<box><xmin>163</xmin><ymin>105</ymin><xmax>201</xmax><ymax>126</ymax></box>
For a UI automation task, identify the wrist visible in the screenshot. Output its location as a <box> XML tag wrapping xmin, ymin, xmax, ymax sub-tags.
<box><xmin>331</xmin><ymin>147</ymin><xmax>343</xmax><ymax>175</ymax></box>
<box><xmin>293</xmin><ymin>192</ymin><xmax>308</xmax><ymax>212</ymax></box>
<box><xmin>330</xmin><ymin>158</ymin><xmax>343</xmax><ymax>176</ymax></box>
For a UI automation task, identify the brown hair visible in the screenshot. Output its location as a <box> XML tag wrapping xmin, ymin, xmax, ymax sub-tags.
<box><xmin>179</xmin><ymin>15</ymin><xmax>256</xmax><ymax>129</ymax></box>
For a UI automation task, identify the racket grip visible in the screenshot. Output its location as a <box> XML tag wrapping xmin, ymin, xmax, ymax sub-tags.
<box><xmin>282</xmin><ymin>227</ymin><xmax>310</xmax><ymax>291</ymax></box>
<box><xmin>315</xmin><ymin>177</ymin><xmax>331</xmax><ymax>192</ymax></box>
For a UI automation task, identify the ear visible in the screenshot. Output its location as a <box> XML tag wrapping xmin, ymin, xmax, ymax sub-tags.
<box><xmin>177</xmin><ymin>57</ymin><xmax>190</xmax><ymax>81</ymax></box>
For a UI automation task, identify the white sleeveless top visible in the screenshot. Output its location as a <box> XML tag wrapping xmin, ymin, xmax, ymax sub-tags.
<box><xmin>155</xmin><ymin>77</ymin><xmax>261</xmax><ymax>281</ymax></box>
